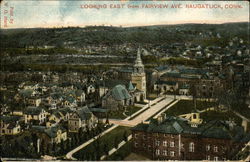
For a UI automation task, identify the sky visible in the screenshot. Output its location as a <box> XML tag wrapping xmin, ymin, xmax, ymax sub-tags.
<box><xmin>0</xmin><ymin>0</ymin><xmax>249</xmax><ymax>28</ymax></box>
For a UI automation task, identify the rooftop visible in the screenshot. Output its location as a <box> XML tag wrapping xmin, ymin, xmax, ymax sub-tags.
<box><xmin>132</xmin><ymin>116</ymin><xmax>246</xmax><ymax>141</ymax></box>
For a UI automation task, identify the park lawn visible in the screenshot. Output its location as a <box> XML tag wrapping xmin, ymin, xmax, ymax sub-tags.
<box><xmin>105</xmin><ymin>141</ymin><xmax>132</xmax><ymax>160</ymax></box>
<box><xmin>125</xmin><ymin>106</ymin><xmax>142</xmax><ymax>116</ymax></box>
<box><xmin>200</xmin><ymin>110</ymin><xmax>242</xmax><ymax>125</ymax></box>
<box><xmin>109</xmin><ymin>106</ymin><xmax>142</xmax><ymax>119</ymax></box>
<box><xmin>75</xmin><ymin>126</ymin><xmax>131</xmax><ymax>160</ymax></box>
<box><xmin>163</xmin><ymin>100</ymin><xmax>215</xmax><ymax>116</ymax></box>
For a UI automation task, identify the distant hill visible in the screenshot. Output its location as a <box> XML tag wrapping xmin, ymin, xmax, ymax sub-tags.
<box><xmin>0</xmin><ymin>22</ymin><xmax>249</xmax><ymax>48</ymax></box>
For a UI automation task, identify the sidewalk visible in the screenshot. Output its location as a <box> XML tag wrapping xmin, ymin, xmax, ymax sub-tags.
<box><xmin>65</xmin><ymin>124</ymin><xmax>119</xmax><ymax>160</ymax></box>
<box><xmin>100</xmin><ymin>135</ymin><xmax>132</xmax><ymax>160</ymax></box>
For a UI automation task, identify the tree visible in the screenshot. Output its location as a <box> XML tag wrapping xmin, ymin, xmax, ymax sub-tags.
<box><xmin>40</xmin><ymin>140</ymin><xmax>45</xmax><ymax>155</ymax></box>
<box><xmin>114</xmin><ymin>136</ymin><xmax>119</xmax><ymax>149</ymax></box>
<box><xmin>105</xmin><ymin>113</ymin><xmax>109</xmax><ymax>125</ymax></box>
<box><xmin>103</xmin><ymin>143</ymin><xmax>109</xmax><ymax>155</ymax></box>
<box><xmin>60</xmin><ymin>140</ymin><xmax>65</xmax><ymax>154</ymax></box>
<box><xmin>123</xmin><ymin>130</ymin><xmax>128</xmax><ymax>142</ymax></box>
<box><xmin>46</xmin><ymin>143</ymin><xmax>52</xmax><ymax>155</ymax></box>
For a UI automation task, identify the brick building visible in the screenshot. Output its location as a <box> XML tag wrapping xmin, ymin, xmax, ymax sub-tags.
<box><xmin>131</xmin><ymin>114</ymin><xmax>247</xmax><ymax>161</ymax></box>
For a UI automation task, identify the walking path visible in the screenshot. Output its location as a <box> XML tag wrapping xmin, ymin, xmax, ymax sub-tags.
<box><xmin>107</xmin><ymin>97</ymin><xmax>175</xmax><ymax>127</ymax></box>
<box><xmin>65</xmin><ymin>96</ymin><xmax>166</xmax><ymax>160</ymax></box>
<box><xmin>66</xmin><ymin>124</ymin><xmax>119</xmax><ymax>160</ymax></box>
<box><xmin>153</xmin><ymin>99</ymin><xmax>179</xmax><ymax>119</ymax></box>
<box><xmin>100</xmin><ymin>135</ymin><xmax>132</xmax><ymax>160</ymax></box>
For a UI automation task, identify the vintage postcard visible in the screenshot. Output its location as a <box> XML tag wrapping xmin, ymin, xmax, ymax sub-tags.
<box><xmin>0</xmin><ymin>0</ymin><xmax>249</xmax><ymax>161</ymax></box>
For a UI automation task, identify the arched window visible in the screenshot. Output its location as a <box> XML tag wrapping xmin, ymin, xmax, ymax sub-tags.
<box><xmin>189</xmin><ymin>142</ymin><xmax>194</xmax><ymax>152</ymax></box>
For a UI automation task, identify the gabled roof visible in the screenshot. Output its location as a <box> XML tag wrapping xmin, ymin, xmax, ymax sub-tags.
<box><xmin>44</xmin><ymin>125</ymin><xmax>66</xmax><ymax>138</ymax></box>
<box><xmin>0</xmin><ymin>115</ymin><xmax>21</xmax><ymax>123</ymax></box>
<box><xmin>59</xmin><ymin>107</ymin><xmax>73</xmax><ymax>115</ymax></box>
<box><xmin>132</xmin><ymin>116</ymin><xmax>245</xmax><ymax>140</ymax></box>
<box><xmin>19</xmin><ymin>89</ymin><xmax>33</xmax><ymax>98</ymax></box>
<box><xmin>31</xmin><ymin>125</ymin><xmax>66</xmax><ymax>138</ymax></box>
<box><xmin>24</xmin><ymin>106</ymin><xmax>45</xmax><ymax>115</ymax></box>
<box><xmin>75</xmin><ymin>106</ymin><xmax>93</xmax><ymax>120</ymax></box>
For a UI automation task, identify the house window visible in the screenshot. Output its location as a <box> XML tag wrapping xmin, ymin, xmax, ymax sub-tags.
<box><xmin>156</xmin><ymin>149</ymin><xmax>160</xmax><ymax>155</ymax></box>
<box><xmin>170</xmin><ymin>151</ymin><xmax>175</xmax><ymax>157</ymax></box>
<box><xmin>143</xmin><ymin>135</ymin><xmax>146</xmax><ymax>140</ymax></box>
<box><xmin>163</xmin><ymin>141</ymin><xmax>167</xmax><ymax>146</ymax></box>
<box><xmin>206</xmin><ymin>145</ymin><xmax>210</xmax><ymax>151</ymax></box>
<box><xmin>163</xmin><ymin>150</ymin><xmax>167</xmax><ymax>156</ymax></box>
<box><xmin>214</xmin><ymin>146</ymin><xmax>218</xmax><ymax>152</ymax></box>
<box><xmin>148</xmin><ymin>145</ymin><xmax>151</xmax><ymax>150</ymax></box>
<box><xmin>214</xmin><ymin>156</ymin><xmax>219</xmax><ymax>161</ymax></box>
<box><xmin>170</xmin><ymin>141</ymin><xmax>175</xmax><ymax>147</ymax></box>
<box><xmin>135</xmin><ymin>142</ymin><xmax>138</xmax><ymax>148</ymax></box>
<box><xmin>156</xmin><ymin>140</ymin><xmax>160</xmax><ymax>146</ymax></box>
<box><xmin>143</xmin><ymin>143</ymin><xmax>146</xmax><ymax>148</ymax></box>
<box><xmin>206</xmin><ymin>155</ymin><xmax>210</xmax><ymax>160</ymax></box>
<box><xmin>189</xmin><ymin>142</ymin><xmax>194</xmax><ymax>152</ymax></box>
<box><xmin>75</xmin><ymin>122</ymin><xmax>77</xmax><ymax>126</ymax></box>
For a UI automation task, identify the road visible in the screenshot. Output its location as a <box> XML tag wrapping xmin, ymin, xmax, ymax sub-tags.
<box><xmin>66</xmin><ymin>96</ymin><xmax>180</xmax><ymax>159</ymax></box>
<box><xmin>107</xmin><ymin>96</ymin><xmax>175</xmax><ymax>127</ymax></box>
<box><xmin>66</xmin><ymin>124</ymin><xmax>119</xmax><ymax>160</ymax></box>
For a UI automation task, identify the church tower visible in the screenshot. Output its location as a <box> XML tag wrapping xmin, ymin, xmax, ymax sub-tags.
<box><xmin>131</xmin><ymin>47</ymin><xmax>147</xmax><ymax>97</ymax></box>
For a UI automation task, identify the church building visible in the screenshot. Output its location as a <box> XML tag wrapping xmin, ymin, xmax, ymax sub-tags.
<box><xmin>131</xmin><ymin>47</ymin><xmax>147</xmax><ymax>101</ymax></box>
<box><xmin>101</xmin><ymin>47</ymin><xmax>147</xmax><ymax>110</ymax></box>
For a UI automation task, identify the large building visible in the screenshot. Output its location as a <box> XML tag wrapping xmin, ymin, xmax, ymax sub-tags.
<box><xmin>131</xmin><ymin>113</ymin><xmax>248</xmax><ymax>161</ymax></box>
<box><xmin>131</xmin><ymin>47</ymin><xmax>147</xmax><ymax>99</ymax></box>
<box><xmin>101</xmin><ymin>47</ymin><xmax>147</xmax><ymax>106</ymax></box>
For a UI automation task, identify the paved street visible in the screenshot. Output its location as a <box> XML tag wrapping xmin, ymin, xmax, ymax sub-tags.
<box><xmin>66</xmin><ymin>124</ymin><xmax>119</xmax><ymax>160</ymax></box>
<box><xmin>108</xmin><ymin>96</ymin><xmax>175</xmax><ymax>127</ymax></box>
<box><xmin>66</xmin><ymin>96</ymin><xmax>179</xmax><ymax>159</ymax></box>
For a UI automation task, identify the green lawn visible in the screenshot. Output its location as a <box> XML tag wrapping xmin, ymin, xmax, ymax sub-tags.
<box><xmin>74</xmin><ymin>126</ymin><xmax>131</xmax><ymax>160</ymax></box>
<box><xmin>163</xmin><ymin>100</ymin><xmax>215</xmax><ymax>116</ymax></box>
<box><xmin>163</xmin><ymin>100</ymin><xmax>242</xmax><ymax>125</ymax></box>
<box><xmin>105</xmin><ymin>141</ymin><xmax>132</xmax><ymax>160</ymax></box>
<box><xmin>201</xmin><ymin>110</ymin><xmax>242</xmax><ymax>125</ymax></box>
<box><xmin>109</xmin><ymin>106</ymin><xmax>142</xmax><ymax>119</ymax></box>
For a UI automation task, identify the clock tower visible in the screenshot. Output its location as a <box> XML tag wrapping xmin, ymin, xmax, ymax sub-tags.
<box><xmin>131</xmin><ymin>47</ymin><xmax>146</xmax><ymax>97</ymax></box>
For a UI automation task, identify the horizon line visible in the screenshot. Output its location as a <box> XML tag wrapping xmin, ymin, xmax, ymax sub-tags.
<box><xmin>1</xmin><ymin>21</ymin><xmax>249</xmax><ymax>30</ymax></box>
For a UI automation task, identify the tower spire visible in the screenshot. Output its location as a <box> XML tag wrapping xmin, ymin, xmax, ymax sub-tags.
<box><xmin>135</xmin><ymin>46</ymin><xmax>143</xmax><ymax>67</ymax></box>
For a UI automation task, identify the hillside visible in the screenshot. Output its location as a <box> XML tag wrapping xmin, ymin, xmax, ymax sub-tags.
<box><xmin>0</xmin><ymin>22</ymin><xmax>249</xmax><ymax>48</ymax></box>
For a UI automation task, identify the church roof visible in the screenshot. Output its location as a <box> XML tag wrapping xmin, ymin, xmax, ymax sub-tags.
<box><xmin>128</xmin><ymin>81</ymin><xmax>135</xmax><ymax>91</ymax></box>
<box><xmin>103</xmin><ymin>84</ymin><xmax>132</xmax><ymax>101</ymax></box>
